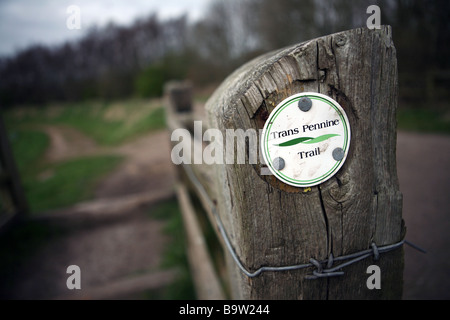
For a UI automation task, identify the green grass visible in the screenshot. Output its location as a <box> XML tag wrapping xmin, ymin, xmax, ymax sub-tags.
<box><xmin>144</xmin><ymin>199</ymin><xmax>196</xmax><ymax>300</ymax></box>
<box><xmin>397</xmin><ymin>108</ymin><xmax>450</xmax><ymax>134</ymax></box>
<box><xmin>7</xmin><ymin>129</ymin><xmax>49</xmax><ymax>174</ymax></box>
<box><xmin>98</xmin><ymin>106</ymin><xmax>166</xmax><ymax>145</ymax></box>
<box><xmin>2</xmin><ymin>99</ymin><xmax>168</xmax><ymax>213</ymax></box>
<box><xmin>24</xmin><ymin>155</ymin><xmax>123</xmax><ymax>213</ymax></box>
<box><xmin>7</xmin><ymin>127</ymin><xmax>123</xmax><ymax>214</ymax></box>
<box><xmin>4</xmin><ymin>99</ymin><xmax>167</xmax><ymax>146</ymax></box>
<box><xmin>54</xmin><ymin>103</ymin><xmax>166</xmax><ymax>146</ymax></box>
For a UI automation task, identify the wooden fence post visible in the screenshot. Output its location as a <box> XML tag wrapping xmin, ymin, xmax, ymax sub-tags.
<box><xmin>165</xmin><ymin>80</ymin><xmax>193</xmax><ymax>113</ymax></box>
<box><xmin>204</xmin><ymin>26</ymin><xmax>404</xmax><ymax>299</ymax></box>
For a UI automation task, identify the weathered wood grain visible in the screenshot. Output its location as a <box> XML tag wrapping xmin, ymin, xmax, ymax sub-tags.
<box><xmin>205</xmin><ymin>26</ymin><xmax>404</xmax><ymax>299</ymax></box>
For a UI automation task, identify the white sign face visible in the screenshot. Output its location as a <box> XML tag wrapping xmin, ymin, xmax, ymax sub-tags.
<box><xmin>261</xmin><ymin>92</ymin><xmax>351</xmax><ymax>187</ymax></box>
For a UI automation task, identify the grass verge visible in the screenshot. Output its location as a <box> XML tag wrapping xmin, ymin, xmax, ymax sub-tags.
<box><xmin>24</xmin><ymin>155</ymin><xmax>123</xmax><ymax>213</ymax></box>
<box><xmin>8</xmin><ymin>128</ymin><xmax>123</xmax><ymax>214</ymax></box>
<box><xmin>7</xmin><ymin>129</ymin><xmax>49</xmax><ymax>174</ymax></box>
<box><xmin>4</xmin><ymin>99</ymin><xmax>166</xmax><ymax>146</ymax></box>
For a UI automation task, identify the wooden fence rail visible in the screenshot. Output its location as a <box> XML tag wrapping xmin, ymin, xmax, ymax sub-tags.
<box><xmin>166</xmin><ymin>26</ymin><xmax>405</xmax><ymax>300</ymax></box>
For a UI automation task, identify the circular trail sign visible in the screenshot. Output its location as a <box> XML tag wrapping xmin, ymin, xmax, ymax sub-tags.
<box><xmin>261</xmin><ymin>92</ymin><xmax>351</xmax><ymax>187</ymax></box>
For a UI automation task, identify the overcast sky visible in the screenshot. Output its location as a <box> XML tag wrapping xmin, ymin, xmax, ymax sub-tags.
<box><xmin>0</xmin><ymin>0</ymin><xmax>211</xmax><ymax>57</ymax></box>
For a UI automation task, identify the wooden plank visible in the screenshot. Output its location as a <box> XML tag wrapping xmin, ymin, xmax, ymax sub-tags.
<box><xmin>181</xmin><ymin>163</ymin><xmax>225</xmax><ymax>248</ymax></box>
<box><xmin>57</xmin><ymin>269</ymin><xmax>178</xmax><ymax>300</ymax></box>
<box><xmin>166</xmin><ymin>99</ymin><xmax>221</xmax><ymax>243</ymax></box>
<box><xmin>175</xmin><ymin>183</ymin><xmax>225</xmax><ymax>300</ymax></box>
<box><xmin>205</xmin><ymin>26</ymin><xmax>404</xmax><ymax>299</ymax></box>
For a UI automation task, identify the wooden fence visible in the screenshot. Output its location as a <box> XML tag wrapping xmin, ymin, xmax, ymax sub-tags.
<box><xmin>166</xmin><ymin>26</ymin><xmax>405</xmax><ymax>300</ymax></box>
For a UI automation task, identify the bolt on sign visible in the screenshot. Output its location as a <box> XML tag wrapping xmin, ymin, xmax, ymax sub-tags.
<box><xmin>261</xmin><ymin>92</ymin><xmax>351</xmax><ymax>187</ymax></box>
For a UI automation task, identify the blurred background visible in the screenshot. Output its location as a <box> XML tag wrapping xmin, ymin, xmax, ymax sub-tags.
<box><xmin>0</xmin><ymin>0</ymin><xmax>449</xmax><ymax>300</ymax></box>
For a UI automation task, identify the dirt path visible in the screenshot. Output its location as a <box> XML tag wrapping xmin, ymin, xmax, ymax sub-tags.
<box><xmin>95</xmin><ymin>131</ymin><xmax>175</xmax><ymax>198</ymax></box>
<box><xmin>41</xmin><ymin>124</ymin><xmax>176</xmax><ymax>200</ymax></box>
<box><xmin>1</xmin><ymin>125</ymin><xmax>178</xmax><ymax>299</ymax></box>
<box><xmin>42</xmin><ymin>125</ymin><xmax>99</xmax><ymax>163</ymax></box>
<box><xmin>7</xmin><ymin>209</ymin><xmax>175</xmax><ymax>300</ymax></box>
<box><xmin>397</xmin><ymin>131</ymin><xmax>450</xmax><ymax>299</ymax></box>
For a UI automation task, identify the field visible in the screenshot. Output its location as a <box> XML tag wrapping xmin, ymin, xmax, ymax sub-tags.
<box><xmin>1</xmin><ymin>98</ymin><xmax>200</xmax><ymax>299</ymax></box>
<box><xmin>3</xmin><ymin>98</ymin><xmax>166</xmax><ymax>213</ymax></box>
